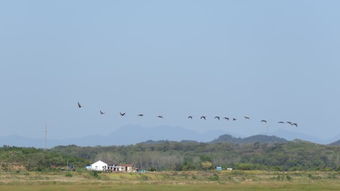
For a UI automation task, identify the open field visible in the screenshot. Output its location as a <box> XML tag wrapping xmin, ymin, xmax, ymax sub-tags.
<box><xmin>1</xmin><ymin>171</ymin><xmax>340</xmax><ymax>190</ymax></box>
<box><xmin>2</xmin><ymin>183</ymin><xmax>340</xmax><ymax>191</ymax></box>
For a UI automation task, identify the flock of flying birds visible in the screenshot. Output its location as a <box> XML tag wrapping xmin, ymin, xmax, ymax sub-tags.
<box><xmin>77</xmin><ymin>102</ymin><xmax>298</xmax><ymax>127</ymax></box>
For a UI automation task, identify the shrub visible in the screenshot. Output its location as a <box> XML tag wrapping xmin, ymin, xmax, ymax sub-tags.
<box><xmin>208</xmin><ymin>173</ymin><xmax>219</xmax><ymax>181</ymax></box>
<box><xmin>65</xmin><ymin>172</ymin><xmax>73</xmax><ymax>177</ymax></box>
<box><xmin>89</xmin><ymin>171</ymin><xmax>99</xmax><ymax>178</ymax></box>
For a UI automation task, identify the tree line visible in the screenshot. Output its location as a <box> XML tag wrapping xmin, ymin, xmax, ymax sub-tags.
<box><xmin>51</xmin><ymin>140</ymin><xmax>340</xmax><ymax>171</ymax></box>
<box><xmin>2</xmin><ymin>140</ymin><xmax>340</xmax><ymax>171</ymax></box>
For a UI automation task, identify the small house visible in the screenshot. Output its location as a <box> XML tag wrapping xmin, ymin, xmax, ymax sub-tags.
<box><xmin>137</xmin><ymin>169</ymin><xmax>147</xmax><ymax>173</ymax></box>
<box><xmin>86</xmin><ymin>160</ymin><xmax>108</xmax><ymax>171</ymax></box>
<box><xmin>87</xmin><ymin>160</ymin><xmax>136</xmax><ymax>173</ymax></box>
<box><xmin>216</xmin><ymin>166</ymin><xmax>223</xmax><ymax>171</ymax></box>
<box><xmin>110</xmin><ymin>164</ymin><xmax>134</xmax><ymax>172</ymax></box>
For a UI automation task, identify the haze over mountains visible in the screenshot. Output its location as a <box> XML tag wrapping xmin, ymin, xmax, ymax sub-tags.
<box><xmin>2</xmin><ymin>125</ymin><xmax>340</xmax><ymax>148</ymax></box>
<box><xmin>329</xmin><ymin>140</ymin><xmax>340</xmax><ymax>146</ymax></box>
<box><xmin>210</xmin><ymin>134</ymin><xmax>288</xmax><ymax>144</ymax></box>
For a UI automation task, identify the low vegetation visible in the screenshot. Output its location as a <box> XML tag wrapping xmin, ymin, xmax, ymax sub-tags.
<box><xmin>1</xmin><ymin>171</ymin><xmax>340</xmax><ymax>191</ymax></box>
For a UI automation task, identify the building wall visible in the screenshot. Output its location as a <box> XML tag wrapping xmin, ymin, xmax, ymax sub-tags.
<box><xmin>107</xmin><ymin>165</ymin><xmax>134</xmax><ymax>172</ymax></box>
<box><xmin>89</xmin><ymin>160</ymin><xmax>108</xmax><ymax>171</ymax></box>
<box><xmin>88</xmin><ymin>161</ymin><xmax>135</xmax><ymax>173</ymax></box>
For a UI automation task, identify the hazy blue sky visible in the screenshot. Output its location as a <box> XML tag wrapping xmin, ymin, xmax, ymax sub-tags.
<box><xmin>1</xmin><ymin>0</ymin><xmax>340</xmax><ymax>141</ymax></box>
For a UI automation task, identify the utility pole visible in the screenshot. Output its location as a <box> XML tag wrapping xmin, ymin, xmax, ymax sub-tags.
<box><xmin>44</xmin><ymin>123</ymin><xmax>47</xmax><ymax>150</ymax></box>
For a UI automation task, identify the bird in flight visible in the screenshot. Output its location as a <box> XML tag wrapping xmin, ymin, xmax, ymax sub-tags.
<box><xmin>200</xmin><ymin>116</ymin><xmax>207</xmax><ymax>120</ymax></box>
<box><xmin>138</xmin><ymin>114</ymin><xmax>144</xmax><ymax>117</ymax></box>
<box><xmin>120</xmin><ymin>112</ymin><xmax>126</xmax><ymax>117</ymax></box>
<box><xmin>287</xmin><ymin>121</ymin><xmax>293</xmax><ymax>125</ymax></box>
<box><xmin>233</xmin><ymin>118</ymin><xmax>237</xmax><ymax>121</ymax></box>
<box><xmin>261</xmin><ymin>120</ymin><xmax>268</xmax><ymax>124</ymax></box>
<box><xmin>157</xmin><ymin>115</ymin><xmax>164</xmax><ymax>119</ymax></box>
<box><xmin>188</xmin><ymin>116</ymin><xmax>193</xmax><ymax>119</ymax></box>
<box><xmin>215</xmin><ymin>116</ymin><xmax>221</xmax><ymax>120</ymax></box>
<box><xmin>77</xmin><ymin>102</ymin><xmax>82</xmax><ymax>108</ymax></box>
<box><xmin>224</xmin><ymin>117</ymin><xmax>229</xmax><ymax>120</ymax></box>
<box><xmin>278</xmin><ymin>121</ymin><xmax>285</xmax><ymax>124</ymax></box>
<box><xmin>100</xmin><ymin>110</ymin><xmax>105</xmax><ymax>115</ymax></box>
<box><xmin>292</xmin><ymin>123</ymin><xmax>298</xmax><ymax>127</ymax></box>
<box><xmin>244</xmin><ymin>116</ymin><xmax>250</xmax><ymax>120</ymax></box>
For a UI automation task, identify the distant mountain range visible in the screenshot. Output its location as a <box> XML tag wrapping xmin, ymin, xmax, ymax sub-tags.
<box><xmin>329</xmin><ymin>140</ymin><xmax>340</xmax><ymax>146</ymax></box>
<box><xmin>138</xmin><ymin>135</ymin><xmax>288</xmax><ymax>145</ymax></box>
<box><xmin>0</xmin><ymin>125</ymin><xmax>224</xmax><ymax>147</ymax></box>
<box><xmin>1</xmin><ymin>125</ymin><xmax>340</xmax><ymax>147</ymax></box>
<box><xmin>210</xmin><ymin>134</ymin><xmax>288</xmax><ymax>144</ymax></box>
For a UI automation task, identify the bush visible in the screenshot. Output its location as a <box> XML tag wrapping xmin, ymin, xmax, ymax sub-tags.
<box><xmin>308</xmin><ymin>174</ymin><xmax>321</xmax><ymax>180</ymax></box>
<box><xmin>65</xmin><ymin>172</ymin><xmax>73</xmax><ymax>177</ymax></box>
<box><xmin>140</xmin><ymin>174</ymin><xmax>149</xmax><ymax>181</ymax></box>
<box><xmin>208</xmin><ymin>173</ymin><xmax>219</xmax><ymax>181</ymax></box>
<box><xmin>89</xmin><ymin>171</ymin><xmax>99</xmax><ymax>178</ymax></box>
<box><xmin>236</xmin><ymin>163</ymin><xmax>257</xmax><ymax>170</ymax></box>
<box><xmin>286</xmin><ymin>175</ymin><xmax>292</xmax><ymax>181</ymax></box>
<box><xmin>201</xmin><ymin>161</ymin><xmax>213</xmax><ymax>170</ymax></box>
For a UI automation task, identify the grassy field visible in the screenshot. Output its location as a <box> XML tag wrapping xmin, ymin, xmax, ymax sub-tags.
<box><xmin>2</xmin><ymin>183</ymin><xmax>340</xmax><ymax>191</ymax></box>
<box><xmin>1</xmin><ymin>170</ymin><xmax>340</xmax><ymax>191</ymax></box>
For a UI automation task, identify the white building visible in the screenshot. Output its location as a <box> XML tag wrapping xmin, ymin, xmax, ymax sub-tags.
<box><xmin>86</xmin><ymin>160</ymin><xmax>108</xmax><ymax>171</ymax></box>
<box><xmin>86</xmin><ymin>160</ymin><xmax>136</xmax><ymax>173</ymax></box>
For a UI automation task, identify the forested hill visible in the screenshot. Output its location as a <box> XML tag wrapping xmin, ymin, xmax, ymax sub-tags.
<box><xmin>138</xmin><ymin>134</ymin><xmax>288</xmax><ymax>145</ymax></box>
<box><xmin>210</xmin><ymin>134</ymin><xmax>288</xmax><ymax>144</ymax></box>
<box><xmin>0</xmin><ymin>146</ymin><xmax>89</xmax><ymax>171</ymax></box>
<box><xmin>3</xmin><ymin>134</ymin><xmax>340</xmax><ymax>172</ymax></box>
<box><xmin>51</xmin><ymin>140</ymin><xmax>340</xmax><ymax>171</ymax></box>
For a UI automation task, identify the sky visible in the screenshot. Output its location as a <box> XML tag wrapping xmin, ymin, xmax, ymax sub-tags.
<box><xmin>0</xmin><ymin>0</ymin><xmax>340</xmax><ymax>142</ymax></box>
